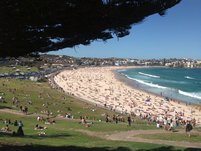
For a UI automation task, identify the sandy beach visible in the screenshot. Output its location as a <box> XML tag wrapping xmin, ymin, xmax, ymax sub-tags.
<box><xmin>54</xmin><ymin>66</ymin><xmax>201</xmax><ymax>125</ymax></box>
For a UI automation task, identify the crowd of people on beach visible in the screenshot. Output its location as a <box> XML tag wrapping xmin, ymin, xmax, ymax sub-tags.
<box><xmin>0</xmin><ymin>67</ymin><xmax>200</xmax><ymax>139</ymax></box>
<box><xmin>54</xmin><ymin>67</ymin><xmax>201</xmax><ymax>129</ymax></box>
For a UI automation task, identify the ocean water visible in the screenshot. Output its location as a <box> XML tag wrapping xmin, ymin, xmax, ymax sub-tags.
<box><xmin>118</xmin><ymin>67</ymin><xmax>201</xmax><ymax>104</ymax></box>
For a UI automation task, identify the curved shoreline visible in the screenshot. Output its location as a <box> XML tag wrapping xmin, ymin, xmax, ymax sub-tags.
<box><xmin>114</xmin><ymin>69</ymin><xmax>195</xmax><ymax>106</ymax></box>
<box><xmin>116</xmin><ymin>67</ymin><xmax>201</xmax><ymax>105</ymax></box>
<box><xmin>53</xmin><ymin>66</ymin><xmax>201</xmax><ymax>125</ymax></box>
<box><xmin>115</xmin><ymin>67</ymin><xmax>201</xmax><ymax>112</ymax></box>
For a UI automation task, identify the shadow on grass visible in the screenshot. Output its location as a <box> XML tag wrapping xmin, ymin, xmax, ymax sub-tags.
<box><xmin>24</xmin><ymin>133</ymin><xmax>72</xmax><ymax>139</ymax></box>
<box><xmin>0</xmin><ymin>144</ymin><xmax>200</xmax><ymax>151</ymax></box>
<box><xmin>0</xmin><ymin>133</ymin><xmax>72</xmax><ymax>139</ymax></box>
<box><xmin>0</xmin><ymin>105</ymin><xmax>12</xmax><ymax>109</ymax></box>
<box><xmin>138</xmin><ymin>146</ymin><xmax>201</xmax><ymax>151</ymax></box>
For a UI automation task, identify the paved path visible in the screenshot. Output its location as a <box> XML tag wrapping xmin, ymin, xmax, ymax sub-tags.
<box><xmin>76</xmin><ymin>128</ymin><xmax>201</xmax><ymax>148</ymax></box>
<box><xmin>105</xmin><ymin>129</ymin><xmax>201</xmax><ymax>148</ymax></box>
<box><xmin>0</xmin><ymin>108</ymin><xmax>26</xmax><ymax>116</ymax></box>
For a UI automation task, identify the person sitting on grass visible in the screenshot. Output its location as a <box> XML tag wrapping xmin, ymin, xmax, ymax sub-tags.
<box><xmin>45</xmin><ymin>118</ymin><xmax>56</xmax><ymax>124</ymax></box>
<box><xmin>37</xmin><ymin>116</ymin><xmax>44</xmax><ymax>122</ymax></box>
<box><xmin>34</xmin><ymin>124</ymin><xmax>47</xmax><ymax>130</ymax></box>
<box><xmin>14</xmin><ymin>120</ymin><xmax>18</xmax><ymax>126</ymax></box>
<box><xmin>80</xmin><ymin>117</ymin><xmax>87</xmax><ymax>124</ymax></box>
<box><xmin>23</xmin><ymin>106</ymin><xmax>28</xmax><ymax>114</ymax></box>
<box><xmin>5</xmin><ymin>125</ymin><xmax>9</xmax><ymax>131</ymax></box>
<box><xmin>38</xmin><ymin>131</ymin><xmax>46</xmax><ymax>136</ymax></box>
<box><xmin>1</xmin><ymin>125</ymin><xmax>11</xmax><ymax>132</ymax></box>
<box><xmin>79</xmin><ymin>117</ymin><xmax>93</xmax><ymax>127</ymax></box>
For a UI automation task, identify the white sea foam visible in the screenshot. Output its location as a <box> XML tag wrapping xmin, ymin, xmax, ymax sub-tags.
<box><xmin>185</xmin><ymin>76</ymin><xmax>195</xmax><ymax>80</ymax></box>
<box><xmin>178</xmin><ymin>90</ymin><xmax>201</xmax><ymax>100</ymax></box>
<box><xmin>138</xmin><ymin>72</ymin><xmax>160</xmax><ymax>78</ymax></box>
<box><xmin>117</xmin><ymin>69</ymin><xmax>127</xmax><ymax>72</ymax></box>
<box><xmin>125</xmin><ymin>75</ymin><xmax>166</xmax><ymax>89</ymax></box>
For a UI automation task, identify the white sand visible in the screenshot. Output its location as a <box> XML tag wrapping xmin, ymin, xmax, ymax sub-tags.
<box><xmin>54</xmin><ymin>66</ymin><xmax>201</xmax><ymax>125</ymax></box>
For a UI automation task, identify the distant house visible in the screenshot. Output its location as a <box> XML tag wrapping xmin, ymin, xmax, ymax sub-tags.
<box><xmin>52</xmin><ymin>64</ymin><xmax>64</xmax><ymax>68</ymax></box>
<box><xmin>115</xmin><ymin>62</ymin><xmax>119</xmax><ymax>66</ymax></box>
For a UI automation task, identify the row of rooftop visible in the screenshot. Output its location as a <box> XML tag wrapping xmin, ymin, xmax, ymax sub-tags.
<box><xmin>0</xmin><ymin>54</ymin><xmax>201</xmax><ymax>69</ymax></box>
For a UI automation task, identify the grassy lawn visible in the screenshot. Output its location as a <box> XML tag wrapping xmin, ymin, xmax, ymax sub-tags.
<box><xmin>0</xmin><ymin>78</ymin><xmax>118</xmax><ymax>120</ymax></box>
<box><xmin>0</xmin><ymin>78</ymin><xmax>156</xmax><ymax>132</ymax></box>
<box><xmin>0</xmin><ymin>112</ymin><xmax>184</xmax><ymax>151</ymax></box>
<box><xmin>0</xmin><ymin>66</ymin><xmax>38</xmax><ymax>74</ymax></box>
<box><xmin>0</xmin><ymin>77</ymin><xmax>198</xmax><ymax>151</ymax></box>
<box><xmin>0</xmin><ymin>78</ymin><xmax>157</xmax><ymax>126</ymax></box>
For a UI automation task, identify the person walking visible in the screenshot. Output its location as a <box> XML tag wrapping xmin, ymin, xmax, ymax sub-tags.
<box><xmin>185</xmin><ymin>121</ymin><xmax>193</xmax><ymax>137</ymax></box>
<box><xmin>128</xmin><ymin>116</ymin><xmax>131</xmax><ymax>126</ymax></box>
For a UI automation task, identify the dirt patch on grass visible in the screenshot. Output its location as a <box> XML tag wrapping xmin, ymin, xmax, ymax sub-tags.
<box><xmin>77</xmin><ymin>129</ymin><xmax>201</xmax><ymax>149</ymax></box>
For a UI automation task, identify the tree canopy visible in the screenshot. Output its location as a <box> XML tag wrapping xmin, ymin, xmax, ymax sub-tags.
<box><xmin>0</xmin><ymin>0</ymin><xmax>181</xmax><ymax>57</ymax></box>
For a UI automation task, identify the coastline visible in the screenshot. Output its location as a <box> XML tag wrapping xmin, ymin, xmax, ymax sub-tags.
<box><xmin>115</xmin><ymin>68</ymin><xmax>183</xmax><ymax>104</ymax></box>
<box><xmin>114</xmin><ymin>68</ymin><xmax>201</xmax><ymax>112</ymax></box>
<box><xmin>115</xmin><ymin>67</ymin><xmax>201</xmax><ymax>105</ymax></box>
<box><xmin>53</xmin><ymin>66</ymin><xmax>201</xmax><ymax>125</ymax></box>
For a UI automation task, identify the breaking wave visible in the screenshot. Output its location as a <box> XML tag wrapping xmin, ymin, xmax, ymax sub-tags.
<box><xmin>178</xmin><ymin>90</ymin><xmax>201</xmax><ymax>100</ymax></box>
<box><xmin>117</xmin><ymin>69</ymin><xmax>127</xmax><ymax>72</ymax></box>
<box><xmin>125</xmin><ymin>75</ymin><xmax>166</xmax><ymax>89</ymax></box>
<box><xmin>185</xmin><ymin>76</ymin><xmax>195</xmax><ymax>80</ymax></box>
<box><xmin>138</xmin><ymin>72</ymin><xmax>160</xmax><ymax>78</ymax></box>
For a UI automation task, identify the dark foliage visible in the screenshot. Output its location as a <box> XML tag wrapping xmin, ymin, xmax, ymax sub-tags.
<box><xmin>0</xmin><ymin>0</ymin><xmax>181</xmax><ymax>57</ymax></box>
<box><xmin>0</xmin><ymin>143</ymin><xmax>200</xmax><ymax>151</ymax></box>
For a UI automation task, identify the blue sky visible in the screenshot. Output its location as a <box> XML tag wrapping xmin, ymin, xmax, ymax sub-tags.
<box><xmin>49</xmin><ymin>0</ymin><xmax>201</xmax><ymax>59</ymax></box>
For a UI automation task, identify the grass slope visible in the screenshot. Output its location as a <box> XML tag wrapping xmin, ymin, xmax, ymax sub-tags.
<box><xmin>0</xmin><ymin>78</ymin><xmax>199</xmax><ymax>151</ymax></box>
